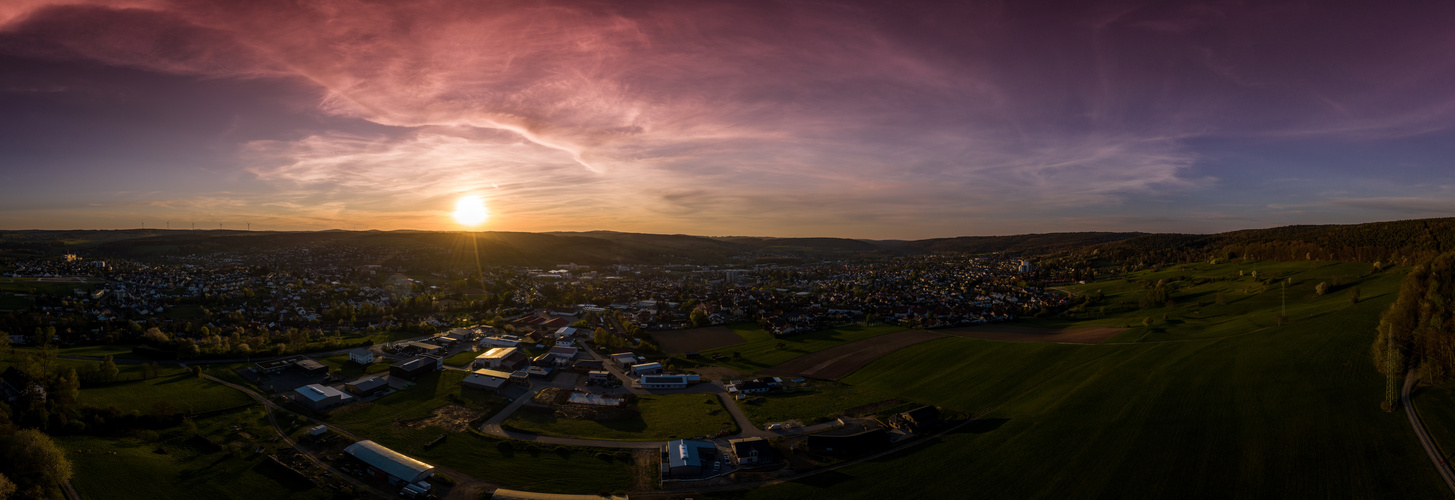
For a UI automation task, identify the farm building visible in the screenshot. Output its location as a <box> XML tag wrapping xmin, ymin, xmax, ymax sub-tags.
<box><xmin>460</xmin><ymin>369</ymin><xmax>513</xmax><ymax>391</ymax></box>
<box><xmin>890</xmin><ymin>405</ymin><xmax>942</xmax><ymax>433</ymax></box>
<box><xmin>609</xmin><ymin>352</ymin><xmax>641</xmax><ymax>367</ymax></box>
<box><xmin>474</xmin><ymin>347</ymin><xmax>527</xmax><ymax>371</ymax></box>
<box><xmin>729</xmin><ymin>437</ymin><xmax>777</xmax><ymax>466</ymax></box>
<box><xmin>630</xmin><ymin>362</ymin><xmax>663</xmax><ymax>376</ymax></box>
<box><xmin>0</xmin><ymin>367</ymin><xmax>43</xmax><ymax>404</ymax></box>
<box><xmin>573</xmin><ymin>359</ymin><xmax>605</xmax><ymax>373</ymax></box>
<box><xmin>489</xmin><ymin>489</ymin><xmax>627</xmax><ymax>500</ymax></box>
<box><xmin>293</xmin><ymin>384</ymin><xmax>352</xmax><ymax>411</ymax></box>
<box><xmin>348</xmin><ymin>348</ymin><xmax>374</xmax><ymax>365</ymax></box>
<box><xmin>637</xmin><ymin>374</ymin><xmax>699</xmax><ymax>390</ymax></box>
<box><xmin>439</xmin><ymin>328</ymin><xmax>473</xmax><ymax>343</ymax></box>
<box><xmin>663</xmin><ymin>439</ymin><xmax>718</xmax><ymax>478</ymax></box>
<box><xmin>587</xmin><ymin>371</ymin><xmax>612</xmax><ymax>384</ymax></box>
<box><xmin>479</xmin><ymin>335</ymin><xmax>524</xmax><ymax>348</ymax></box>
<box><xmin>401</xmin><ymin>341</ymin><xmax>446</xmax><ymax>356</ymax></box>
<box><xmin>548</xmin><ymin>345</ymin><xmax>579</xmax><ymax>359</ymax></box>
<box><xmin>807</xmin><ymin>423</ymin><xmax>889</xmax><ymax>455</ymax></box>
<box><xmin>294</xmin><ymin>359</ymin><xmax>328</xmax><ymax>375</ymax></box>
<box><xmin>343</xmin><ymin>440</ymin><xmax>434</xmax><ymax>485</ymax></box>
<box><xmin>345</xmin><ymin>376</ymin><xmax>389</xmax><ymax>397</ymax></box>
<box><xmin>390</xmin><ymin>356</ymin><xmax>442</xmax><ymax>381</ymax></box>
<box><xmin>253</xmin><ymin>355</ymin><xmax>307</xmax><ymax>374</ymax></box>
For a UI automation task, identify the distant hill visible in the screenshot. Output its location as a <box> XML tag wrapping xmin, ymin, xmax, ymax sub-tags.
<box><xmin>6</xmin><ymin>217</ymin><xmax>1455</xmax><ymax>266</ymax></box>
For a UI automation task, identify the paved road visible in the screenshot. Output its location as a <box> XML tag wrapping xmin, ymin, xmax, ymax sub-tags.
<box><xmin>1402</xmin><ymin>371</ymin><xmax>1455</xmax><ymax>494</ymax></box>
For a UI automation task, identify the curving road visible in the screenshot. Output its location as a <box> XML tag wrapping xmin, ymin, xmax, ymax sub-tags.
<box><xmin>1402</xmin><ymin>370</ymin><xmax>1455</xmax><ymax>495</ymax></box>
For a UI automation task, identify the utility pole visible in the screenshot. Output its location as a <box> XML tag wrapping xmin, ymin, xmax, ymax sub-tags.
<box><xmin>1281</xmin><ymin>281</ymin><xmax>1286</xmax><ymax>318</ymax></box>
<box><xmin>247</xmin><ymin>222</ymin><xmax>251</xmax><ymax>231</ymax></box>
<box><xmin>165</xmin><ymin>221</ymin><xmax>170</xmax><ymax>230</ymax></box>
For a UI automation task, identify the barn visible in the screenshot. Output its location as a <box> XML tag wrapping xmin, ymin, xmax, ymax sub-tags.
<box><xmin>344</xmin><ymin>440</ymin><xmax>434</xmax><ymax>485</ymax></box>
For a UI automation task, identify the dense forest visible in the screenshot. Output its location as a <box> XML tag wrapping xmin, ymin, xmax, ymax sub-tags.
<box><xmin>1372</xmin><ymin>251</ymin><xmax>1455</xmax><ymax>386</ymax></box>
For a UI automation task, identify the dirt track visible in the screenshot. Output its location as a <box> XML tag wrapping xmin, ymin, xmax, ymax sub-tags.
<box><xmin>936</xmin><ymin>325</ymin><xmax>1124</xmax><ymax>344</ymax></box>
<box><xmin>650</xmin><ymin>326</ymin><xmax>747</xmax><ymax>353</ymax></box>
<box><xmin>762</xmin><ymin>330</ymin><xmax>941</xmax><ymax>380</ymax></box>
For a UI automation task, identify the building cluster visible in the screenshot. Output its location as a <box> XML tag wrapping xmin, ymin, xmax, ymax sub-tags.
<box><xmin>4</xmin><ymin>247</ymin><xmax>1066</xmax><ymax>352</ymax></box>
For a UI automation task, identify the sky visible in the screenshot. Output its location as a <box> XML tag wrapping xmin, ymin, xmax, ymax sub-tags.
<box><xmin>1</xmin><ymin>0</ymin><xmax>1454</xmax><ymax>239</ymax></box>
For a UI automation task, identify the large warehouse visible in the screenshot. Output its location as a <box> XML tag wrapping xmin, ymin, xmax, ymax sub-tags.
<box><xmin>343</xmin><ymin>440</ymin><xmax>434</xmax><ymax>485</ymax></box>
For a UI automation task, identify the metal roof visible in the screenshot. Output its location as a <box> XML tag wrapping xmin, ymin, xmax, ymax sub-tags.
<box><xmin>295</xmin><ymin>383</ymin><xmax>346</xmax><ymax>403</ymax></box>
<box><xmin>665</xmin><ymin>439</ymin><xmax>714</xmax><ymax>469</ymax></box>
<box><xmin>344</xmin><ymin>440</ymin><xmax>434</xmax><ymax>483</ymax></box>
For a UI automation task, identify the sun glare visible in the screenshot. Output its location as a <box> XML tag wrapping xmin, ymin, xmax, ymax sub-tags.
<box><xmin>452</xmin><ymin>195</ymin><xmax>490</xmax><ymax>227</ymax></box>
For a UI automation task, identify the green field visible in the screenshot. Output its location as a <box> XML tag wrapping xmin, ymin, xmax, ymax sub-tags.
<box><xmin>325</xmin><ymin>370</ymin><xmax>504</xmax><ymax>439</ymax></box>
<box><xmin>726</xmin><ymin>261</ymin><xmax>1447</xmax><ymax>499</ymax></box>
<box><xmin>369</xmin><ymin>427</ymin><xmax>634</xmax><ymax>494</ymax></box>
<box><xmin>59</xmin><ymin>407</ymin><xmax>331</xmax><ymax>500</ymax></box>
<box><xmin>735</xmin><ymin>381</ymin><xmax>896</xmax><ymax>426</ymax></box>
<box><xmin>505</xmin><ymin>393</ymin><xmax>738</xmax><ymax>440</ymax></box>
<box><xmin>0</xmin><ymin>293</ymin><xmax>30</xmax><ymax>310</ymax></box>
<box><xmin>324</xmin><ymin>370</ymin><xmax>631</xmax><ymax>492</ymax></box>
<box><xmin>315</xmin><ymin>354</ymin><xmax>385</xmax><ymax>379</ymax></box>
<box><xmin>443</xmin><ymin>348</ymin><xmax>481</xmax><ymax>367</ymax></box>
<box><xmin>80</xmin><ymin>374</ymin><xmax>255</xmax><ymax>414</ymax></box>
<box><xmin>702</xmin><ymin>323</ymin><xmax>905</xmax><ymax>372</ymax></box>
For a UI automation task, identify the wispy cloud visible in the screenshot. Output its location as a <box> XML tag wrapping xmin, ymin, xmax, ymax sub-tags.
<box><xmin>3</xmin><ymin>1</ymin><xmax>1454</xmax><ymax>236</ymax></box>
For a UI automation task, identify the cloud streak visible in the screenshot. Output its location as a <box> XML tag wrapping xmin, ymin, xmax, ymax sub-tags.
<box><xmin>3</xmin><ymin>1</ymin><xmax>1455</xmax><ymax>236</ymax></box>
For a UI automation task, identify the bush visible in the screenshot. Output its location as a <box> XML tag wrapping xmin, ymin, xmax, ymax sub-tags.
<box><xmin>433</xmin><ymin>472</ymin><xmax>455</xmax><ymax>486</ymax></box>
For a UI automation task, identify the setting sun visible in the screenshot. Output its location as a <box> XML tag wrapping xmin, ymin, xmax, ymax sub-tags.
<box><xmin>452</xmin><ymin>195</ymin><xmax>490</xmax><ymax>227</ymax></box>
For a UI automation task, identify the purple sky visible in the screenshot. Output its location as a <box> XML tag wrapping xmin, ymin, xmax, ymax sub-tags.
<box><xmin>2</xmin><ymin>1</ymin><xmax>1453</xmax><ymax>238</ymax></box>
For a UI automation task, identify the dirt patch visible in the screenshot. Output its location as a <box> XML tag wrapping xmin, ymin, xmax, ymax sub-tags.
<box><xmin>762</xmin><ymin>329</ymin><xmax>942</xmax><ymax>380</ymax></box>
<box><xmin>691</xmin><ymin>366</ymin><xmax>748</xmax><ymax>383</ymax></box>
<box><xmin>649</xmin><ymin>326</ymin><xmax>748</xmax><ymax>353</ymax></box>
<box><xmin>399</xmin><ymin>405</ymin><xmax>489</xmax><ymax>432</ymax></box>
<box><xmin>529</xmin><ymin>388</ymin><xmax>638</xmax><ymax>420</ymax></box>
<box><xmin>936</xmin><ymin>324</ymin><xmax>1124</xmax><ymax>344</ymax></box>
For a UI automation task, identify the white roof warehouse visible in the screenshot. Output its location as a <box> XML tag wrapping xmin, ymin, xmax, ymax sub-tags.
<box><xmin>344</xmin><ymin>440</ymin><xmax>434</xmax><ymax>484</ymax></box>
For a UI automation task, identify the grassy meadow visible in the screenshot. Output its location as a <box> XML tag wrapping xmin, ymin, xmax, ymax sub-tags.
<box><xmin>701</xmin><ymin>323</ymin><xmax>905</xmax><ymax>372</ymax></box>
<box><xmin>735</xmin><ymin>381</ymin><xmax>896</xmax><ymax>426</ymax></box>
<box><xmin>80</xmin><ymin>373</ymin><xmax>254</xmax><ymax>414</ymax></box>
<box><xmin>721</xmin><ymin>260</ymin><xmax>1447</xmax><ymax>499</ymax></box>
<box><xmin>59</xmin><ymin>406</ymin><xmax>331</xmax><ymax>500</ymax></box>
<box><xmin>505</xmin><ymin>393</ymin><xmax>738</xmax><ymax>440</ymax></box>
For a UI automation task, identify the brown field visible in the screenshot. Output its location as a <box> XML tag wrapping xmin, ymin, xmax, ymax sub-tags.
<box><xmin>762</xmin><ymin>329</ymin><xmax>941</xmax><ymax>380</ymax></box>
<box><xmin>649</xmin><ymin>326</ymin><xmax>748</xmax><ymax>353</ymax></box>
<box><xmin>936</xmin><ymin>324</ymin><xmax>1125</xmax><ymax>344</ymax></box>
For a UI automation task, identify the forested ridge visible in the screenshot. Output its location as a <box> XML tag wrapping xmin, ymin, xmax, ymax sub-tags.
<box><xmin>1373</xmin><ymin>251</ymin><xmax>1455</xmax><ymax>384</ymax></box>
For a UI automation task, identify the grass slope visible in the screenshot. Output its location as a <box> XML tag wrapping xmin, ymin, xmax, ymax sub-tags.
<box><xmin>728</xmin><ymin>261</ymin><xmax>1446</xmax><ymax>499</ymax></box>
<box><xmin>81</xmin><ymin>374</ymin><xmax>254</xmax><ymax>413</ymax></box>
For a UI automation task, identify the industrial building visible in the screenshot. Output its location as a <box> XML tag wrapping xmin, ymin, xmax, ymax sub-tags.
<box><xmin>343</xmin><ymin>440</ymin><xmax>434</xmax><ymax>485</ymax></box>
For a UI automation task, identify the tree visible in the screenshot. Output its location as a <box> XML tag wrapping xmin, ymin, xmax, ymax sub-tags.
<box><xmin>1315</xmin><ymin>281</ymin><xmax>1330</xmax><ymax>296</ymax></box>
<box><xmin>0</xmin><ymin>473</ymin><xmax>15</xmax><ymax>500</ymax></box>
<box><xmin>3</xmin><ymin>429</ymin><xmax>73</xmax><ymax>497</ymax></box>
<box><xmin>1348</xmin><ymin>286</ymin><xmax>1361</xmax><ymax>305</ymax></box>
<box><xmin>98</xmin><ymin>356</ymin><xmax>119</xmax><ymax>383</ymax></box>
<box><xmin>689</xmin><ymin>308</ymin><xmax>708</xmax><ymax>328</ymax></box>
<box><xmin>54</xmin><ymin>368</ymin><xmax>79</xmax><ymax>408</ymax></box>
<box><xmin>141</xmin><ymin>328</ymin><xmax>169</xmax><ymax>345</ymax></box>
